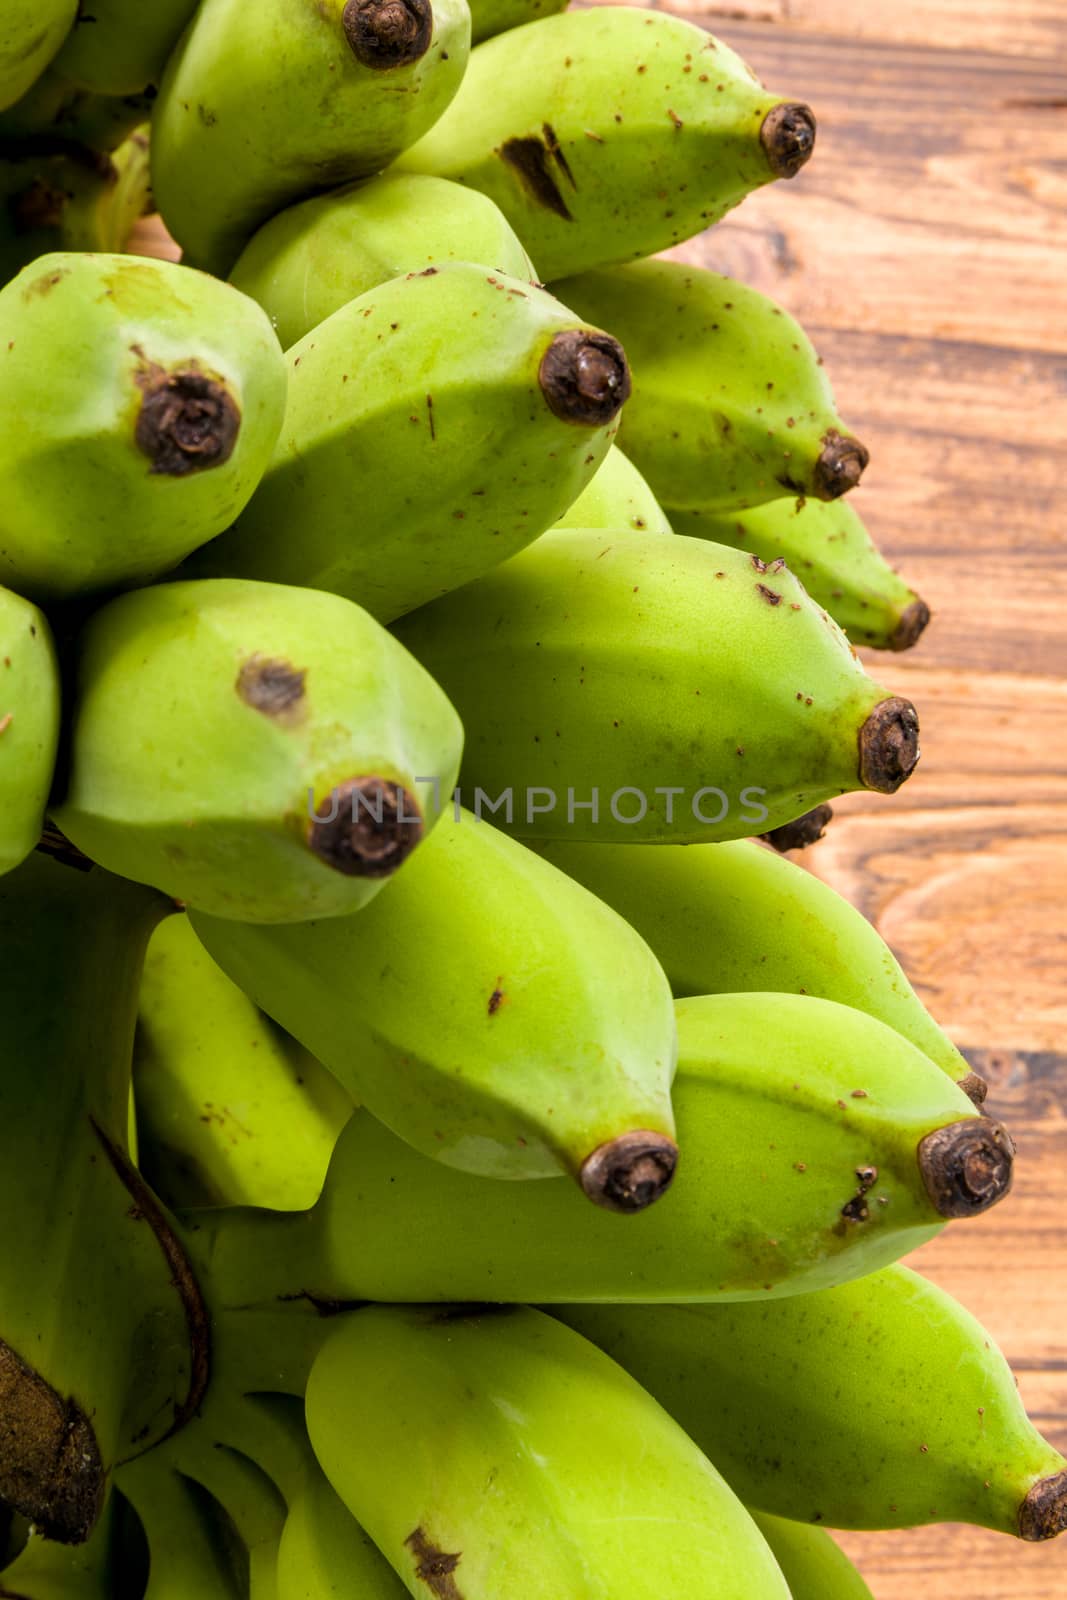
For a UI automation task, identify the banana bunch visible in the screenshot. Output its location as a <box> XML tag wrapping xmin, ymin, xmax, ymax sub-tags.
<box><xmin>0</xmin><ymin>2</ymin><xmax>1063</xmax><ymax>1595</ymax></box>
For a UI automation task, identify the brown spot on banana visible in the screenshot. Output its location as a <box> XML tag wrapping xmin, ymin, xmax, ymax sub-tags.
<box><xmin>134</xmin><ymin>362</ymin><xmax>241</xmax><ymax>477</ymax></box>
<box><xmin>406</xmin><ymin>1528</ymin><xmax>465</xmax><ymax>1597</ymax></box>
<box><xmin>237</xmin><ymin>656</ymin><xmax>307</xmax><ymax>719</ymax></box>
<box><xmin>813</xmin><ymin>430</ymin><xmax>870</xmax><ymax>499</ymax></box>
<box><xmin>0</xmin><ymin>1339</ymin><xmax>104</xmax><ymax>1545</ymax></box>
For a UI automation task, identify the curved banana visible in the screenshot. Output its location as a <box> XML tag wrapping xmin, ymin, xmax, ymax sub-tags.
<box><xmin>197</xmin><ymin>992</ymin><xmax>1010</xmax><ymax>1309</ymax></box>
<box><xmin>117</xmin><ymin>1454</ymin><xmax>246</xmax><ymax>1600</ymax></box>
<box><xmin>152</xmin><ymin>0</ymin><xmax>472</xmax><ymax>274</ymax></box>
<box><xmin>395</xmin><ymin>7</ymin><xmax>815</xmax><ymax>280</ymax></box>
<box><xmin>0</xmin><ymin>2</ymin><xmax>77</xmax><ymax>112</ymax></box>
<box><xmin>306</xmin><ymin>1304</ymin><xmax>792</xmax><ymax>1599</ymax></box>
<box><xmin>552</xmin><ymin>441</ymin><xmax>673</xmax><ymax>534</ymax></box>
<box><xmin>671</xmin><ymin>497</ymin><xmax>930</xmax><ymax>651</ymax></box>
<box><xmin>185</xmin><ymin>263</ymin><xmax>631</xmax><ymax>622</ymax></box>
<box><xmin>535</xmin><ymin>836</ymin><xmax>981</xmax><ymax>1098</ymax></box>
<box><xmin>278</xmin><ymin>1466</ymin><xmax>409</xmax><ymax>1599</ymax></box>
<box><xmin>190</xmin><ymin>808</ymin><xmax>678</xmax><ymax>1202</ymax></box>
<box><xmin>53</xmin><ymin>0</ymin><xmax>200</xmax><ymax>96</ymax></box>
<box><xmin>469</xmin><ymin>0</ymin><xmax>567</xmax><ymax>44</ymax></box>
<box><xmin>0</xmin><ymin>252</ymin><xmax>286</xmax><ymax>604</ymax></box>
<box><xmin>392</xmin><ymin>530</ymin><xmax>921</xmax><ymax>844</ymax></box>
<box><xmin>229</xmin><ymin>173</ymin><xmax>535</xmax><ymax>350</ymax></box>
<box><xmin>553</xmin><ymin>259</ymin><xmax>868</xmax><ymax>511</ymax></box>
<box><xmin>555</xmin><ymin>1262</ymin><xmax>1067</xmax><ymax>1542</ymax></box>
<box><xmin>747</xmin><ymin>1513</ymin><xmax>874</xmax><ymax>1600</ymax></box>
<box><xmin>0</xmin><ymin>587</ymin><xmax>60</xmax><ymax>879</ymax></box>
<box><xmin>54</xmin><ymin>578</ymin><xmax>463</xmax><ymax>924</ymax></box>
<box><xmin>135</xmin><ymin>915</ymin><xmax>353</xmax><ymax>1212</ymax></box>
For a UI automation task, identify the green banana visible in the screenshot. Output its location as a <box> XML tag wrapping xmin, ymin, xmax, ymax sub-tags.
<box><xmin>671</xmin><ymin>497</ymin><xmax>931</xmax><ymax>651</ymax></box>
<box><xmin>552</xmin><ymin>441</ymin><xmax>673</xmax><ymax>534</ymax></box>
<box><xmin>555</xmin><ymin>1263</ymin><xmax>1067</xmax><ymax>1542</ymax></box>
<box><xmin>278</xmin><ymin>1467</ymin><xmax>409</xmax><ymax>1600</ymax></box>
<box><xmin>190</xmin><ymin>808</ymin><xmax>678</xmax><ymax>1202</ymax></box>
<box><xmin>184</xmin><ymin>263</ymin><xmax>631</xmax><ymax>622</ymax></box>
<box><xmin>135</xmin><ymin>915</ymin><xmax>354</xmax><ymax>1212</ymax></box>
<box><xmin>0</xmin><ymin>854</ymin><xmax>205</xmax><ymax>1545</ymax></box>
<box><xmin>195</xmin><ymin>991</ymin><xmax>1011</xmax><ymax>1309</ymax></box>
<box><xmin>0</xmin><ymin>252</ymin><xmax>286</xmax><ymax>604</ymax></box>
<box><xmin>534</xmin><ymin>836</ymin><xmax>982</xmax><ymax>1099</ymax></box>
<box><xmin>553</xmin><ymin>259</ymin><xmax>869</xmax><ymax>510</ymax></box>
<box><xmin>54</xmin><ymin>578</ymin><xmax>463</xmax><ymax>923</ymax></box>
<box><xmin>746</xmin><ymin>1513</ymin><xmax>874</xmax><ymax>1600</ymax></box>
<box><xmin>0</xmin><ymin>586</ymin><xmax>60</xmax><ymax>878</ymax></box>
<box><xmin>306</xmin><ymin>1304</ymin><xmax>793</xmax><ymax>1600</ymax></box>
<box><xmin>117</xmin><ymin>1453</ymin><xmax>246</xmax><ymax>1600</ymax></box>
<box><xmin>53</xmin><ymin>0</ymin><xmax>200</xmax><ymax>96</ymax></box>
<box><xmin>151</xmin><ymin>0</ymin><xmax>472</xmax><ymax>275</ymax></box>
<box><xmin>0</xmin><ymin>67</ymin><xmax>154</xmax><ymax>155</ymax></box>
<box><xmin>0</xmin><ymin>2</ymin><xmax>77</xmax><ymax>112</ymax></box>
<box><xmin>469</xmin><ymin>0</ymin><xmax>567</xmax><ymax>46</ymax></box>
<box><xmin>229</xmin><ymin>173</ymin><xmax>536</xmax><ymax>351</ymax></box>
<box><xmin>392</xmin><ymin>530</ymin><xmax>921</xmax><ymax>845</ymax></box>
<box><xmin>395</xmin><ymin>7</ymin><xmax>816</xmax><ymax>281</ymax></box>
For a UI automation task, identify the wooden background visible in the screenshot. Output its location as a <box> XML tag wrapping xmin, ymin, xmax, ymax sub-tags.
<box><xmin>133</xmin><ymin>3</ymin><xmax>1066</xmax><ymax>1590</ymax></box>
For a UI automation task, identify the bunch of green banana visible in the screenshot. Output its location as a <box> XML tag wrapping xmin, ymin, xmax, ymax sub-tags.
<box><xmin>151</xmin><ymin>0</ymin><xmax>472</xmax><ymax>275</ymax></box>
<box><xmin>393</xmin><ymin>530</ymin><xmax>921</xmax><ymax>844</ymax></box>
<box><xmin>671</xmin><ymin>496</ymin><xmax>931</xmax><ymax>650</ymax></box>
<box><xmin>535</xmin><ymin>835</ymin><xmax>984</xmax><ymax>1100</ymax></box>
<box><xmin>53</xmin><ymin>0</ymin><xmax>201</xmax><ymax>97</ymax></box>
<box><xmin>551</xmin><ymin>440</ymin><xmax>673</xmax><ymax>534</ymax></box>
<box><xmin>229</xmin><ymin>173</ymin><xmax>536</xmax><ymax>351</ymax></box>
<box><xmin>0</xmin><ymin>2</ymin><xmax>77</xmax><ymax>113</ymax></box>
<box><xmin>195</xmin><ymin>991</ymin><xmax>1011</xmax><ymax>1309</ymax></box>
<box><xmin>553</xmin><ymin>258</ymin><xmax>869</xmax><ymax>509</ymax></box>
<box><xmin>190</xmin><ymin>807</ymin><xmax>678</xmax><ymax>1203</ymax></box>
<box><xmin>184</xmin><ymin>262</ymin><xmax>631</xmax><ymax>621</ymax></box>
<box><xmin>306</xmin><ymin>1304</ymin><xmax>793</xmax><ymax>1598</ymax></box>
<box><xmin>134</xmin><ymin>915</ymin><xmax>354</xmax><ymax>1212</ymax></box>
<box><xmin>395</xmin><ymin>7</ymin><xmax>816</xmax><ymax>280</ymax></box>
<box><xmin>0</xmin><ymin>586</ymin><xmax>60</xmax><ymax>877</ymax></box>
<box><xmin>0</xmin><ymin>252</ymin><xmax>286</xmax><ymax>603</ymax></box>
<box><xmin>0</xmin><ymin>855</ymin><xmax>203</xmax><ymax>1545</ymax></box>
<box><xmin>54</xmin><ymin>578</ymin><xmax>463</xmax><ymax>923</ymax></box>
<box><xmin>556</xmin><ymin>1262</ymin><xmax>1067</xmax><ymax>1541</ymax></box>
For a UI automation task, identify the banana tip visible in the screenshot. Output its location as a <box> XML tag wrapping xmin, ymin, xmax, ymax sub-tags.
<box><xmin>761</xmin><ymin>102</ymin><xmax>817</xmax><ymax>179</ymax></box>
<box><xmin>813</xmin><ymin>430</ymin><xmax>869</xmax><ymax>500</ymax></box>
<box><xmin>1019</xmin><ymin>1471</ymin><xmax>1067</xmax><ymax>1541</ymax></box>
<box><xmin>540</xmin><ymin>330</ymin><xmax>632</xmax><ymax>428</ymax></box>
<box><xmin>762</xmin><ymin>803</ymin><xmax>833</xmax><ymax>853</ymax></box>
<box><xmin>0</xmin><ymin>1337</ymin><xmax>105</xmax><ymax>1545</ymax></box>
<box><xmin>858</xmin><ymin>695</ymin><xmax>920</xmax><ymax>793</ymax></box>
<box><xmin>918</xmin><ymin>1117</ymin><xmax>1014</xmax><ymax>1219</ymax></box>
<box><xmin>342</xmin><ymin>0</ymin><xmax>433</xmax><ymax>68</ymax></box>
<box><xmin>958</xmin><ymin>1071</ymin><xmax>989</xmax><ymax>1108</ymax></box>
<box><xmin>135</xmin><ymin>366</ymin><xmax>241</xmax><ymax>477</ymax></box>
<box><xmin>308</xmin><ymin>777</ymin><xmax>423</xmax><ymax>879</ymax></box>
<box><xmin>580</xmin><ymin>1131</ymin><xmax>678</xmax><ymax>1213</ymax></box>
<box><xmin>889</xmin><ymin>598</ymin><xmax>932</xmax><ymax>652</ymax></box>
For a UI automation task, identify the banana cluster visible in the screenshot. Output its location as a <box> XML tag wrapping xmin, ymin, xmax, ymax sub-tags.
<box><xmin>0</xmin><ymin>2</ymin><xmax>1062</xmax><ymax>1596</ymax></box>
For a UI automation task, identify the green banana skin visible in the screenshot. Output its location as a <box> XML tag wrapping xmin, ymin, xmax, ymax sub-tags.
<box><xmin>229</xmin><ymin>173</ymin><xmax>536</xmax><ymax>351</ymax></box>
<box><xmin>392</xmin><ymin>531</ymin><xmax>921</xmax><ymax>845</ymax></box>
<box><xmin>278</xmin><ymin>1468</ymin><xmax>409</xmax><ymax>1600</ymax></box>
<box><xmin>745</xmin><ymin>1513</ymin><xmax>874</xmax><ymax>1600</ymax></box>
<box><xmin>0</xmin><ymin>856</ymin><xmax>204</xmax><ymax>1545</ymax></box>
<box><xmin>671</xmin><ymin>497</ymin><xmax>931</xmax><ymax>651</ymax></box>
<box><xmin>55</xmin><ymin>578</ymin><xmax>464</xmax><ymax>924</ymax></box>
<box><xmin>151</xmin><ymin>0</ymin><xmax>472</xmax><ymax>276</ymax></box>
<box><xmin>555</xmin><ymin>1263</ymin><xmax>1067</xmax><ymax>1543</ymax></box>
<box><xmin>192</xmin><ymin>992</ymin><xmax>1010</xmax><ymax>1309</ymax></box>
<box><xmin>306</xmin><ymin>1304</ymin><xmax>792</xmax><ymax>1600</ymax></box>
<box><xmin>395</xmin><ymin>7</ymin><xmax>815</xmax><ymax>282</ymax></box>
<box><xmin>534</xmin><ymin>836</ymin><xmax>981</xmax><ymax>1097</ymax></box>
<box><xmin>53</xmin><ymin>0</ymin><xmax>200</xmax><ymax>96</ymax></box>
<box><xmin>0</xmin><ymin>587</ymin><xmax>60</xmax><ymax>878</ymax></box>
<box><xmin>118</xmin><ymin>1454</ymin><xmax>246</xmax><ymax>1600</ymax></box>
<box><xmin>553</xmin><ymin>259</ymin><xmax>869</xmax><ymax>511</ymax></box>
<box><xmin>0</xmin><ymin>67</ymin><xmax>154</xmax><ymax>156</ymax></box>
<box><xmin>469</xmin><ymin>0</ymin><xmax>567</xmax><ymax>46</ymax></box>
<box><xmin>0</xmin><ymin>2</ymin><xmax>77</xmax><ymax>113</ymax></box>
<box><xmin>185</xmin><ymin>263</ymin><xmax>630</xmax><ymax>623</ymax></box>
<box><xmin>190</xmin><ymin>808</ymin><xmax>679</xmax><ymax>1200</ymax></box>
<box><xmin>552</xmin><ymin>441</ymin><xmax>673</xmax><ymax>534</ymax></box>
<box><xmin>0</xmin><ymin>252</ymin><xmax>286</xmax><ymax>604</ymax></box>
<box><xmin>135</xmin><ymin>915</ymin><xmax>354</xmax><ymax>1212</ymax></box>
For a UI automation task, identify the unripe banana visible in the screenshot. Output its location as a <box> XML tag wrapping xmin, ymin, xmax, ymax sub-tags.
<box><xmin>535</xmin><ymin>836</ymin><xmax>981</xmax><ymax>1099</ymax></box>
<box><xmin>135</xmin><ymin>916</ymin><xmax>354</xmax><ymax>1211</ymax></box>
<box><xmin>671</xmin><ymin>497</ymin><xmax>931</xmax><ymax>651</ymax></box>
<box><xmin>553</xmin><ymin>259</ymin><xmax>868</xmax><ymax>511</ymax></box>
<box><xmin>0</xmin><ymin>587</ymin><xmax>60</xmax><ymax>878</ymax></box>
<box><xmin>0</xmin><ymin>253</ymin><xmax>286</xmax><ymax>604</ymax></box>
<box><xmin>395</xmin><ymin>7</ymin><xmax>815</xmax><ymax>281</ymax></box>
<box><xmin>152</xmin><ymin>0</ymin><xmax>472</xmax><ymax>275</ymax></box>
<box><xmin>55</xmin><ymin>579</ymin><xmax>463</xmax><ymax>923</ymax></box>
<box><xmin>53</xmin><ymin>0</ymin><xmax>200</xmax><ymax>96</ymax></box>
<box><xmin>555</xmin><ymin>1263</ymin><xmax>1067</xmax><ymax>1542</ymax></box>
<box><xmin>118</xmin><ymin>1452</ymin><xmax>246</xmax><ymax>1600</ymax></box>
<box><xmin>278</xmin><ymin>1467</ymin><xmax>409</xmax><ymax>1599</ymax></box>
<box><xmin>306</xmin><ymin>1304</ymin><xmax>793</xmax><ymax>1600</ymax></box>
<box><xmin>0</xmin><ymin>66</ymin><xmax>154</xmax><ymax>156</ymax></box>
<box><xmin>469</xmin><ymin>0</ymin><xmax>567</xmax><ymax>45</ymax></box>
<box><xmin>190</xmin><ymin>809</ymin><xmax>678</xmax><ymax>1202</ymax></box>
<box><xmin>201</xmin><ymin>992</ymin><xmax>1010</xmax><ymax>1309</ymax></box>
<box><xmin>229</xmin><ymin>174</ymin><xmax>536</xmax><ymax>351</ymax></box>
<box><xmin>746</xmin><ymin>1513</ymin><xmax>874</xmax><ymax>1600</ymax></box>
<box><xmin>0</xmin><ymin>2</ymin><xmax>77</xmax><ymax>112</ymax></box>
<box><xmin>186</xmin><ymin>265</ymin><xmax>631</xmax><ymax>622</ymax></box>
<box><xmin>392</xmin><ymin>531</ymin><xmax>921</xmax><ymax>844</ymax></box>
<box><xmin>552</xmin><ymin>441</ymin><xmax>673</xmax><ymax>534</ymax></box>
